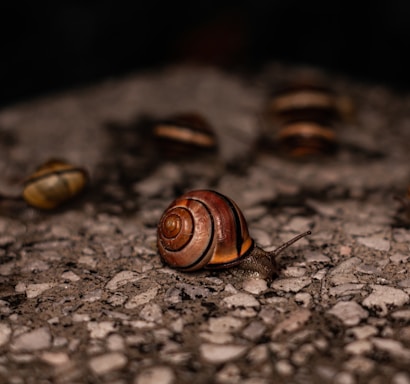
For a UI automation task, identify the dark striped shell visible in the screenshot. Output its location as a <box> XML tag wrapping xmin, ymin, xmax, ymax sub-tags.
<box><xmin>264</xmin><ymin>79</ymin><xmax>348</xmax><ymax>157</ymax></box>
<box><xmin>277</xmin><ymin>121</ymin><xmax>337</xmax><ymax>157</ymax></box>
<box><xmin>153</xmin><ymin>112</ymin><xmax>217</xmax><ymax>157</ymax></box>
<box><xmin>22</xmin><ymin>159</ymin><xmax>88</xmax><ymax>210</ymax></box>
<box><xmin>157</xmin><ymin>190</ymin><xmax>254</xmax><ymax>271</ymax></box>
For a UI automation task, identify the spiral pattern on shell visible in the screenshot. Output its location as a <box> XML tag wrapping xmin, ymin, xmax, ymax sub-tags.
<box><xmin>157</xmin><ymin>190</ymin><xmax>254</xmax><ymax>271</ymax></box>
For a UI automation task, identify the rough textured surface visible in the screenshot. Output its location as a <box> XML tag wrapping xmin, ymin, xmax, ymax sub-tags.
<box><xmin>0</xmin><ymin>63</ymin><xmax>409</xmax><ymax>384</ymax></box>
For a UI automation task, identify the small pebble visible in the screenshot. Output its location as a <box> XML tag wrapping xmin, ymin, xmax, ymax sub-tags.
<box><xmin>343</xmin><ymin>356</ymin><xmax>375</xmax><ymax>375</ymax></box>
<box><xmin>390</xmin><ymin>253</ymin><xmax>409</xmax><ymax>265</ymax></box>
<box><xmin>327</xmin><ymin>301</ymin><xmax>368</xmax><ymax>326</ymax></box>
<box><xmin>208</xmin><ymin>316</ymin><xmax>243</xmax><ymax>333</ymax></box>
<box><xmin>362</xmin><ymin>285</ymin><xmax>409</xmax><ymax>316</ymax></box>
<box><xmin>40</xmin><ymin>351</ymin><xmax>70</xmax><ymax>366</ymax></box>
<box><xmin>215</xmin><ymin>363</ymin><xmax>241</xmax><ymax>383</ymax></box>
<box><xmin>271</xmin><ymin>277</ymin><xmax>311</xmax><ymax>293</ymax></box>
<box><xmin>294</xmin><ymin>293</ymin><xmax>312</xmax><ymax>308</ymax></box>
<box><xmin>139</xmin><ymin>303</ymin><xmax>163</xmax><ymax>324</ymax></box>
<box><xmin>107</xmin><ymin>334</ymin><xmax>125</xmax><ymax>351</ymax></box>
<box><xmin>200</xmin><ymin>332</ymin><xmax>234</xmax><ymax>344</ymax></box>
<box><xmin>87</xmin><ymin>321</ymin><xmax>116</xmax><ymax>339</ymax></box>
<box><xmin>247</xmin><ymin>344</ymin><xmax>269</xmax><ymax>364</ymax></box>
<box><xmin>346</xmin><ymin>325</ymin><xmax>378</xmax><ymax>340</ymax></box>
<box><xmin>304</xmin><ymin>251</ymin><xmax>331</xmax><ymax>264</ymax></box>
<box><xmin>125</xmin><ymin>286</ymin><xmax>159</xmax><ymax>309</ymax></box>
<box><xmin>333</xmin><ymin>371</ymin><xmax>355</xmax><ymax>384</ymax></box>
<box><xmin>392</xmin><ymin>372</ymin><xmax>410</xmax><ymax>384</ymax></box>
<box><xmin>344</xmin><ymin>339</ymin><xmax>373</xmax><ymax>355</ymax></box>
<box><xmin>357</xmin><ymin>235</ymin><xmax>390</xmax><ymax>251</ymax></box>
<box><xmin>11</xmin><ymin>327</ymin><xmax>52</xmax><ymax>351</ymax></box>
<box><xmin>275</xmin><ymin>360</ymin><xmax>294</xmax><ymax>376</ymax></box>
<box><xmin>89</xmin><ymin>352</ymin><xmax>127</xmax><ymax>375</ymax></box>
<box><xmin>398</xmin><ymin>278</ymin><xmax>410</xmax><ymax>288</ymax></box>
<box><xmin>0</xmin><ymin>235</ymin><xmax>15</xmax><ymax>248</ymax></box>
<box><xmin>329</xmin><ymin>284</ymin><xmax>365</xmax><ymax>297</ymax></box>
<box><xmin>200</xmin><ymin>343</ymin><xmax>248</xmax><ymax>364</ymax></box>
<box><xmin>61</xmin><ymin>271</ymin><xmax>81</xmax><ymax>282</ymax></box>
<box><xmin>25</xmin><ymin>283</ymin><xmax>54</xmax><ymax>298</ymax></box>
<box><xmin>0</xmin><ymin>323</ymin><xmax>11</xmax><ymax>347</ymax></box>
<box><xmin>223</xmin><ymin>293</ymin><xmax>260</xmax><ymax>308</ymax></box>
<box><xmin>242</xmin><ymin>278</ymin><xmax>268</xmax><ymax>294</ymax></box>
<box><xmin>281</xmin><ymin>266</ymin><xmax>306</xmax><ymax>278</ymax></box>
<box><xmin>291</xmin><ymin>343</ymin><xmax>315</xmax><ymax>365</ymax></box>
<box><xmin>371</xmin><ymin>338</ymin><xmax>410</xmax><ymax>361</ymax></box>
<box><xmin>391</xmin><ymin>309</ymin><xmax>410</xmax><ymax>322</ymax></box>
<box><xmin>134</xmin><ymin>366</ymin><xmax>175</xmax><ymax>384</ymax></box>
<box><xmin>242</xmin><ymin>321</ymin><xmax>266</xmax><ymax>341</ymax></box>
<box><xmin>271</xmin><ymin>309</ymin><xmax>311</xmax><ymax>339</ymax></box>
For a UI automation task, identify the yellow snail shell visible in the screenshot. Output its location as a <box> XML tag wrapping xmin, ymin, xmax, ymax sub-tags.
<box><xmin>22</xmin><ymin>159</ymin><xmax>88</xmax><ymax>210</ymax></box>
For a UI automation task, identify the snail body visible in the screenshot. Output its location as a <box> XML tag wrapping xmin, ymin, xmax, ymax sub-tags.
<box><xmin>157</xmin><ymin>190</ymin><xmax>311</xmax><ymax>279</ymax></box>
<box><xmin>22</xmin><ymin>159</ymin><xmax>88</xmax><ymax>210</ymax></box>
<box><xmin>153</xmin><ymin>112</ymin><xmax>218</xmax><ymax>158</ymax></box>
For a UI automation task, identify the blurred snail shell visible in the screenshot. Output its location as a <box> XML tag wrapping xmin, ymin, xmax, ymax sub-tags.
<box><xmin>264</xmin><ymin>79</ymin><xmax>349</xmax><ymax>157</ymax></box>
<box><xmin>152</xmin><ymin>112</ymin><xmax>218</xmax><ymax>157</ymax></box>
<box><xmin>277</xmin><ymin>121</ymin><xmax>337</xmax><ymax>157</ymax></box>
<box><xmin>267</xmin><ymin>80</ymin><xmax>354</xmax><ymax>124</ymax></box>
<box><xmin>22</xmin><ymin>159</ymin><xmax>88</xmax><ymax>210</ymax></box>
<box><xmin>157</xmin><ymin>189</ymin><xmax>311</xmax><ymax>279</ymax></box>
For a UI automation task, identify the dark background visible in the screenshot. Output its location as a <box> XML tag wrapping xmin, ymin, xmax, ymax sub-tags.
<box><xmin>1</xmin><ymin>2</ymin><xmax>409</xmax><ymax>108</ymax></box>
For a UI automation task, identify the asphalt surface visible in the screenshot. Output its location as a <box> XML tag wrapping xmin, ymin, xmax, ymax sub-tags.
<box><xmin>0</xmin><ymin>64</ymin><xmax>409</xmax><ymax>384</ymax></box>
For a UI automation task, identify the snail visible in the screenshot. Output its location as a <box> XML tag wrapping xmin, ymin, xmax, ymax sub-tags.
<box><xmin>277</xmin><ymin>121</ymin><xmax>337</xmax><ymax>157</ymax></box>
<box><xmin>266</xmin><ymin>78</ymin><xmax>354</xmax><ymax>125</ymax></box>
<box><xmin>152</xmin><ymin>112</ymin><xmax>218</xmax><ymax>158</ymax></box>
<box><xmin>263</xmin><ymin>79</ymin><xmax>352</xmax><ymax>157</ymax></box>
<box><xmin>22</xmin><ymin>159</ymin><xmax>88</xmax><ymax>209</ymax></box>
<box><xmin>157</xmin><ymin>189</ymin><xmax>311</xmax><ymax>279</ymax></box>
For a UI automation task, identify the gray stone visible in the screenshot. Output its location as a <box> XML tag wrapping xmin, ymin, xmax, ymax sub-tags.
<box><xmin>134</xmin><ymin>366</ymin><xmax>175</xmax><ymax>384</ymax></box>
<box><xmin>11</xmin><ymin>327</ymin><xmax>52</xmax><ymax>352</ymax></box>
<box><xmin>0</xmin><ymin>323</ymin><xmax>11</xmax><ymax>347</ymax></box>
<box><xmin>223</xmin><ymin>293</ymin><xmax>260</xmax><ymax>308</ymax></box>
<box><xmin>362</xmin><ymin>285</ymin><xmax>409</xmax><ymax>316</ymax></box>
<box><xmin>89</xmin><ymin>352</ymin><xmax>127</xmax><ymax>375</ymax></box>
<box><xmin>271</xmin><ymin>309</ymin><xmax>312</xmax><ymax>339</ymax></box>
<box><xmin>125</xmin><ymin>286</ymin><xmax>159</xmax><ymax>309</ymax></box>
<box><xmin>356</xmin><ymin>235</ymin><xmax>391</xmax><ymax>251</ymax></box>
<box><xmin>327</xmin><ymin>301</ymin><xmax>368</xmax><ymax>326</ymax></box>
<box><xmin>200</xmin><ymin>343</ymin><xmax>248</xmax><ymax>364</ymax></box>
<box><xmin>271</xmin><ymin>277</ymin><xmax>312</xmax><ymax>292</ymax></box>
<box><xmin>208</xmin><ymin>316</ymin><xmax>243</xmax><ymax>333</ymax></box>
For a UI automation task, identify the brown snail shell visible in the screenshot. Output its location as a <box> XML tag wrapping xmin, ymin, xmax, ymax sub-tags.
<box><xmin>22</xmin><ymin>159</ymin><xmax>88</xmax><ymax>210</ymax></box>
<box><xmin>157</xmin><ymin>189</ymin><xmax>311</xmax><ymax>279</ymax></box>
<box><xmin>264</xmin><ymin>80</ymin><xmax>348</xmax><ymax>157</ymax></box>
<box><xmin>152</xmin><ymin>112</ymin><xmax>218</xmax><ymax>158</ymax></box>
<box><xmin>277</xmin><ymin>121</ymin><xmax>337</xmax><ymax>157</ymax></box>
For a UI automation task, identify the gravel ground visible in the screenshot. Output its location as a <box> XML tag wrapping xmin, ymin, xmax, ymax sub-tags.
<box><xmin>0</xmin><ymin>64</ymin><xmax>409</xmax><ymax>384</ymax></box>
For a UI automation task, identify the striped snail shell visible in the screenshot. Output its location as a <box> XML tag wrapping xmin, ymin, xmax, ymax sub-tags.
<box><xmin>152</xmin><ymin>112</ymin><xmax>218</xmax><ymax>157</ymax></box>
<box><xmin>277</xmin><ymin>121</ymin><xmax>337</xmax><ymax>157</ymax></box>
<box><xmin>157</xmin><ymin>190</ymin><xmax>311</xmax><ymax>279</ymax></box>
<box><xmin>267</xmin><ymin>77</ymin><xmax>354</xmax><ymax>124</ymax></box>
<box><xmin>264</xmin><ymin>79</ymin><xmax>349</xmax><ymax>157</ymax></box>
<box><xmin>22</xmin><ymin>159</ymin><xmax>88</xmax><ymax>210</ymax></box>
